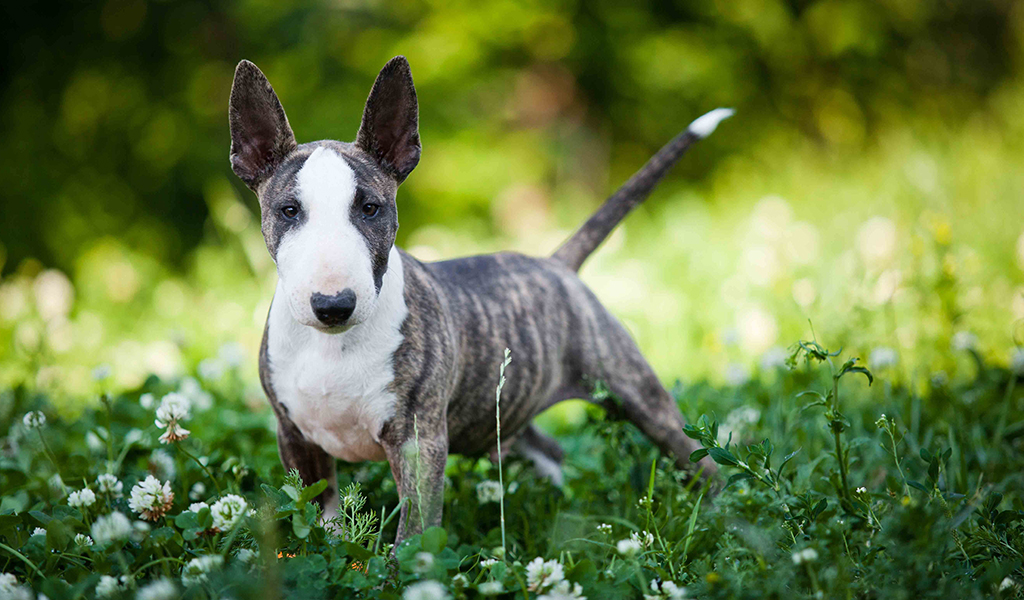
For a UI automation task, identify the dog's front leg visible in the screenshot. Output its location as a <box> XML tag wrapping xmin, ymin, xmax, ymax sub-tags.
<box><xmin>275</xmin><ymin>415</ymin><xmax>339</xmax><ymax>522</ymax></box>
<box><xmin>380</xmin><ymin>415</ymin><xmax>449</xmax><ymax>547</ymax></box>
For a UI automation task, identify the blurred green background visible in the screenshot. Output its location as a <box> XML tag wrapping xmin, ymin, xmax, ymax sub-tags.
<box><xmin>2</xmin><ymin>0</ymin><xmax>1023</xmax><ymax>409</ymax></box>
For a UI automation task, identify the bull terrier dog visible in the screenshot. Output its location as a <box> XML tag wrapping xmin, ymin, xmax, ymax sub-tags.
<box><xmin>228</xmin><ymin>56</ymin><xmax>731</xmax><ymax>544</ymax></box>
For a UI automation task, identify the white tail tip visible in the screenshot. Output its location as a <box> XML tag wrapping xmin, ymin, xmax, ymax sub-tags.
<box><xmin>687</xmin><ymin>108</ymin><xmax>734</xmax><ymax>139</ymax></box>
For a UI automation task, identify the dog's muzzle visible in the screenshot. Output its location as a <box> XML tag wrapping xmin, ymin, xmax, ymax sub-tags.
<box><xmin>310</xmin><ymin>289</ymin><xmax>357</xmax><ymax>327</ymax></box>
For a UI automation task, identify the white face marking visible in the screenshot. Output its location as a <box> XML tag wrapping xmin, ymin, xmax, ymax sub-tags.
<box><xmin>267</xmin><ymin>247</ymin><xmax>408</xmax><ymax>463</ymax></box>
<box><xmin>276</xmin><ymin>146</ymin><xmax>378</xmax><ymax>330</ymax></box>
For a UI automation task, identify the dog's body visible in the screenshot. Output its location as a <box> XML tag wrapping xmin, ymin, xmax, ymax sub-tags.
<box><xmin>230</xmin><ymin>56</ymin><xmax>730</xmax><ymax>543</ymax></box>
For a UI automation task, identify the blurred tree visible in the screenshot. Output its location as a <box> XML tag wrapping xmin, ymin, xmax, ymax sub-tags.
<box><xmin>0</xmin><ymin>0</ymin><xmax>1018</xmax><ymax>274</ymax></box>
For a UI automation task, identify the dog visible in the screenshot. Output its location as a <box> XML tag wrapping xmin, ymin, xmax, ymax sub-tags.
<box><xmin>228</xmin><ymin>56</ymin><xmax>730</xmax><ymax>544</ymax></box>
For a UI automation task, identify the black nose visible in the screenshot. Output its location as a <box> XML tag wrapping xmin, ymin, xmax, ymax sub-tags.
<box><xmin>310</xmin><ymin>289</ymin><xmax>357</xmax><ymax>327</ymax></box>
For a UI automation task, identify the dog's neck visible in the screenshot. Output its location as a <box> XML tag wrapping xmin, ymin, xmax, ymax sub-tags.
<box><xmin>269</xmin><ymin>246</ymin><xmax>407</xmax><ymax>353</ymax></box>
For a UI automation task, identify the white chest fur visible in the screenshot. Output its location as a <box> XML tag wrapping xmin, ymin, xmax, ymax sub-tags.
<box><xmin>266</xmin><ymin>247</ymin><xmax>407</xmax><ymax>462</ymax></box>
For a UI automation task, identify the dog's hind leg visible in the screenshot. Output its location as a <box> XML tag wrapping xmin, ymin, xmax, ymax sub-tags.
<box><xmin>513</xmin><ymin>424</ymin><xmax>565</xmax><ymax>485</ymax></box>
<box><xmin>579</xmin><ymin>311</ymin><xmax>717</xmax><ymax>482</ymax></box>
<box><xmin>605</xmin><ymin>368</ymin><xmax>716</xmax><ymax>481</ymax></box>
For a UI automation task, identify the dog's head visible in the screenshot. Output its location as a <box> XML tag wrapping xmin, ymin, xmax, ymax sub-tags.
<box><xmin>228</xmin><ymin>57</ymin><xmax>419</xmax><ymax>331</ymax></box>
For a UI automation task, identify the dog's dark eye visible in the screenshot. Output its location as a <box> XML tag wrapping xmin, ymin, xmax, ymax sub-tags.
<box><xmin>361</xmin><ymin>203</ymin><xmax>380</xmax><ymax>218</ymax></box>
<box><xmin>280</xmin><ymin>205</ymin><xmax>299</xmax><ymax>219</ymax></box>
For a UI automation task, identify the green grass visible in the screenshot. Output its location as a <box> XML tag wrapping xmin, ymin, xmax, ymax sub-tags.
<box><xmin>1</xmin><ymin>335</ymin><xmax>1022</xmax><ymax>599</ymax></box>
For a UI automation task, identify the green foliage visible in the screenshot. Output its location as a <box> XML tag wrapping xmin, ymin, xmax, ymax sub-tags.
<box><xmin>4</xmin><ymin>0</ymin><xmax>1024</xmax><ymax>397</ymax></box>
<box><xmin>1</xmin><ymin>339</ymin><xmax>1023</xmax><ymax>598</ymax></box>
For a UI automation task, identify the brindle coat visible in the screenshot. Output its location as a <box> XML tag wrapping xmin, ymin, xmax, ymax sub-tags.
<box><xmin>232</xmin><ymin>56</ymin><xmax>722</xmax><ymax>545</ymax></box>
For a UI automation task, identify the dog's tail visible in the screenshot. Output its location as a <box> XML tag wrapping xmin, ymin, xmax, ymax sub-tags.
<box><xmin>551</xmin><ymin>108</ymin><xmax>733</xmax><ymax>272</ymax></box>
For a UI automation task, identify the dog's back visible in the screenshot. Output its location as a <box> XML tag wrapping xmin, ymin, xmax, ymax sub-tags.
<box><xmin>394</xmin><ymin>251</ymin><xmax>590</xmax><ymax>454</ymax></box>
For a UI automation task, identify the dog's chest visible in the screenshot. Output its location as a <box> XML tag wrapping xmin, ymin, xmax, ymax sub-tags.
<box><xmin>266</xmin><ymin>256</ymin><xmax>407</xmax><ymax>463</ymax></box>
<box><xmin>270</xmin><ymin>337</ymin><xmax>397</xmax><ymax>462</ymax></box>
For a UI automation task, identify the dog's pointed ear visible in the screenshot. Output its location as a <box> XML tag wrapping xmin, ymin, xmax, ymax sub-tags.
<box><xmin>229</xmin><ymin>60</ymin><xmax>297</xmax><ymax>190</ymax></box>
<box><xmin>356</xmin><ymin>56</ymin><xmax>421</xmax><ymax>184</ymax></box>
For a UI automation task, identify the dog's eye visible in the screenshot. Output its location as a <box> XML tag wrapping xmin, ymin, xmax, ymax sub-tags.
<box><xmin>280</xmin><ymin>205</ymin><xmax>300</xmax><ymax>219</ymax></box>
<box><xmin>361</xmin><ymin>203</ymin><xmax>380</xmax><ymax>218</ymax></box>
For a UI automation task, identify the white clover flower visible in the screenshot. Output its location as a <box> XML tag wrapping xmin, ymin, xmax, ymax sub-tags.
<box><xmin>124</xmin><ymin>428</ymin><xmax>145</xmax><ymax>446</ymax></box>
<box><xmin>1000</xmin><ymin>577</ymin><xmax>1018</xmax><ymax>591</ymax></box>
<box><xmin>95</xmin><ymin>575</ymin><xmax>125</xmax><ymax>598</ymax></box>
<box><xmin>0</xmin><ymin>573</ymin><xmax>32</xmax><ymax>600</ymax></box>
<box><xmin>616</xmin><ymin>538</ymin><xmax>642</xmax><ymax>558</ymax></box>
<box><xmin>155</xmin><ymin>392</ymin><xmax>191</xmax><ymax>444</ymax></box>
<box><xmin>526</xmin><ymin>557</ymin><xmax>565</xmax><ymax>592</ymax></box>
<box><xmin>0</xmin><ymin>573</ymin><xmax>16</xmax><ymax>589</ymax></box>
<box><xmin>596</xmin><ymin>523</ymin><xmax>612</xmax><ymax>534</ymax></box>
<box><xmin>48</xmin><ymin>473</ymin><xmax>66</xmax><ymax>495</ymax></box>
<box><xmin>478</xmin><ymin>581</ymin><xmax>504</xmax><ymax>596</ymax></box>
<box><xmin>869</xmin><ymin>347</ymin><xmax>898</xmax><ymax>369</ymax></box>
<box><xmin>149</xmin><ymin>450</ymin><xmax>176</xmax><ymax>480</ymax></box>
<box><xmin>198</xmin><ymin>359</ymin><xmax>224</xmax><ymax>381</ymax></box>
<box><xmin>412</xmin><ymin>551</ymin><xmax>435</xmax><ymax>573</ymax></box>
<box><xmin>480</xmin><ymin>558</ymin><xmax>498</xmax><ymax>568</ymax></box>
<box><xmin>139</xmin><ymin>393</ymin><xmax>156</xmax><ymax>410</ymax></box>
<box><xmin>189</xmin><ymin>502</ymin><xmax>210</xmax><ymax>513</ymax></box>
<box><xmin>476</xmin><ymin>480</ymin><xmax>503</xmax><ymax>504</ymax></box>
<box><xmin>856</xmin><ymin>487</ymin><xmax>867</xmax><ymax>494</ymax></box>
<box><xmin>178</xmin><ymin>377</ymin><xmax>213</xmax><ymax>412</ymax></box>
<box><xmin>660</xmin><ymin>581</ymin><xmax>686</xmax><ymax>600</ymax></box>
<box><xmin>68</xmin><ymin>488</ymin><xmax>97</xmax><ymax>508</ymax></box>
<box><xmin>136</xmin><ymin>578</ymin><xmax>177</xmax><ymax>600</ymax></box>
<box><xmin>189</xmin><ymin>482</ymin><xmax>206</xmax><ymax>500</ymax></box>
<box><xmin>131</xmin><ymin>520</ymin><xmax>152</xmax><ymax>543</ymax></box>
<box><xmin>402</xmin><ymin>580</ymin><xmax>450</xmax><ymax>600</ymax></box>
<box><xmin>210</xmin><ymin>494</ymin><xmax>247</xmax><ymax>531</ymax></box>
<box><xmin>951</xmin><ymin>331</ymin><xmax>978</xmax><ymax>351</ymax></box>
<box><xmin>75</xmin><ymin>533</ymin><xmax>94</xmax><ymax>547</ymax></box>
<box><xmin>720</xmin><ymin>406</ymin><xmax>761</xmax><ymax>442</ymax></box>
<box><xmin>218</xmin><ymin>342</ymin><xmax>245</xmax><ymax>368</ymax></box>
<box><xmin>32</xmin><ymin>527</ymin><xmax>46</xmax><ymax>537</ymax></box>
<box><xmin>791</xmin><ymin>548</ymin><xmax>819</xmax><ymax>565</ymax></box>
<box><xmin>92</xmin><ymin>511</ymin><xmax>132</xmax><ymax>544</ymax></box>
<box><xmin>630</xmin><ymin>530</ymin><xmax>654</xmax><ymax>547</ymax></box>
<box><xmin>129</xmin><ymin>476</ymin><xmax>174</xmax><ymax>521</ymax></box>
<box><xmin>86</xmin><ymin>431</ymin><xmax>105</xmax><ymax>453</ymax></box>
<box><xmin>236</xmin><ymin>548</ymin><xmax>257</xmax><ymax>565</ymax></box>
<box><xmin>181</xmin><ymin>554</ymin><xmax>224</xmax><ymax>586</ymax></box>
<box><xmin>22</xmin><ymin>411</ymin><xmax>46</xmax><ymax>429</ymax></box>
<box><xmin>645</xmin><ymin>579</ymin><xmax>686</xmax><ymax>600</ymax></box>
<box><xmin>538</xmin><ymin>580</ymin><xmax>586</xmax><ymax>600</ymax></box>
<box><xmin>97</xmin><ymin>474</ymin><xmax>124</xmax><ymax>497</ymax></box>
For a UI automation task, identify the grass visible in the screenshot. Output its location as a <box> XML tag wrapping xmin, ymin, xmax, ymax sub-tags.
<box><xmin>0</xmin><ymin>332</ymin><xmax>1022</xmax><ymax>599</ymax></box>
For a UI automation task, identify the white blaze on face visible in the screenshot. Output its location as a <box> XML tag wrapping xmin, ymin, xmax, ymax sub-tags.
<box><xmin>276</xmin><ymin>147</ymin><xmax>378</xmax><ymax>329</ymax></box>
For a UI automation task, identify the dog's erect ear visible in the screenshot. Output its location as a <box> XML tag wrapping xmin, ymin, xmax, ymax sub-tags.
<box><xmin>229</xmin><ymin>60</ymin><xmax>297</xmax><ymax>190</ymax></box>
<box><xmin>356</xmin><ymin>56</ymin><xmax>421</xmax><ymax>184</ymax></box>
